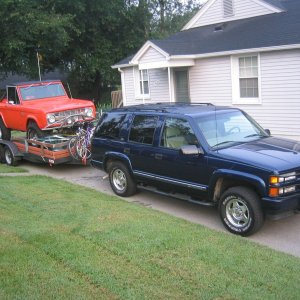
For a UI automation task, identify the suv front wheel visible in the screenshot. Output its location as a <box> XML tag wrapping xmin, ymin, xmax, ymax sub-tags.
<box><xmin>219</xmin><ymin>186</ymin><xmax>264</xmax><ymax>236</ymax></box>
<box><xmin>108</xmin><ymin>161</ymin><xmax>137</xmax><ymax>197</ymax></box>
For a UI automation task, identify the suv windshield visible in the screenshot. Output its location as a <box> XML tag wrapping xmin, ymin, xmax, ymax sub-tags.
<box><xmin>196</xmin><ymin>110</ymin><xmax>268</xmax><ymax>149</ymax></box>
<box><xmin>20</xmin><ymin>83</ymin><xmax>66</xmax><ymax>100</ymax></box>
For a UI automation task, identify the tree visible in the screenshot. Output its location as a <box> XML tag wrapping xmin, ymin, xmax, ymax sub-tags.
<box><xmin>0</xmin><ymin>0</ymin><xmax>202</xmax><ymax>103</ymax></box>
<box><xmin>0</xmin><ymin>0</ymin><xmax>74</xmax><ymax>79</ymax></box>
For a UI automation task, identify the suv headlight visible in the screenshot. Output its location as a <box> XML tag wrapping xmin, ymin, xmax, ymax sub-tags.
<box><xmin>85</xmin><ymin>107</ymin><xmax>93</xmax><ymax>117</ymax></box>
<box><xmin>47</xmin><ymin>113</ymin><xmax>56</xmax><ymax>124</ymax></box>
<box><xmin>269</xmin><ymin>172</ymin><xmax>297</xmax><ymax>197</ymax></box>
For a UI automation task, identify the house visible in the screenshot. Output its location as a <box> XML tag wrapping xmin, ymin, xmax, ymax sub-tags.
<box><xmin>112</xmin><ymin>0</ymin><xmax>300</xmax><ymax>140</ymax></box>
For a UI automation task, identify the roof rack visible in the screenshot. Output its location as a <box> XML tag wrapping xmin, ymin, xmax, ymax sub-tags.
<box><xmin>112</xmin><ymin>102</ymin><xmax>215</xmax><ymax>113</ymax></box>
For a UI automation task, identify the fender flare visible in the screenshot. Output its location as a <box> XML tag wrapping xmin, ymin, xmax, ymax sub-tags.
<box><xmin>208</xmin><ymin>169</ymin><xmax>267</xmax><ymax>200</ymax></box>
<box><xmin>103</xmin><ymin>152</ymin><xmax>133</xmax><ymax>174</ymax></box>
<box><xmin>0</xmin><ymin>113</ymin><xmax>9</xmax><ymax>128</ymax></box>
<box><xmin>26</xmin><ymin>116</ymin><xmax>42</xmax><ymax>129</ymax></box>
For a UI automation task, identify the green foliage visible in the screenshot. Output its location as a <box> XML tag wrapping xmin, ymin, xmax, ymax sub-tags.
<box><xmin>0</xmin><ymin>175</ymin><xmax>300</xmax><ymax>299</ymax></box>
<box><xmin>0</xmin><ymin>0</ymin><xmax>202</xmax><ymax>102</ymax></box>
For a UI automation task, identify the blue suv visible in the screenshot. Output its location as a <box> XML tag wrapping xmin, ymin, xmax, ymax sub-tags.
<box><xmin>91</xmin><ymin>103</ymin><xmax>300</xmax><ymax>236</ymax></box>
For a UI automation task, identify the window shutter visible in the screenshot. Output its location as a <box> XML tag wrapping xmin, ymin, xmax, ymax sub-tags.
<box><xmin>223</xmin><ymin>0</ymin><xmax>234</xmax><ymax>17</ymax></box>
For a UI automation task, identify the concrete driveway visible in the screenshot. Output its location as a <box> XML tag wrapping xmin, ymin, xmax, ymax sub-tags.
<box><xmin>19</xmin><ymin>162</ymin><xmax>300</xmax><ymax>258</ymax></box>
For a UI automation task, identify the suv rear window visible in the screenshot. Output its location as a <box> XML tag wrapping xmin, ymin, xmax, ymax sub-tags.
<box><xmin>129</xmin><ymin>115</ymin><xmax>158</xmax><ymax>145</ymax></box>
<box><xmin>94</xmin><ymin>113</ymin><xmax>126</xmax><ymax>139</ymax></box>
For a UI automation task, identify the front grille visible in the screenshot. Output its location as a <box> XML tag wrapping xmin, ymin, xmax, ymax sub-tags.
<box><xmin>54</xmin><ymin>108</ymin><xmax>86</xmax><ymax>121</ymax></box>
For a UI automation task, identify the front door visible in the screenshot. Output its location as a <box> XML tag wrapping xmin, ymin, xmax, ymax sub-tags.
<box><xmin>175</xmin><ymin>70</ymin><xmax>189</xmax><ymax>102</ymax></box>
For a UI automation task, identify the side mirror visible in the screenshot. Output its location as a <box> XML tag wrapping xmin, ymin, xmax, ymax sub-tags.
<box><xmin>265</xmin><ymin>129</ymin><xmax>271</xmax><ymax>136</ymax></box>
<box><xmin>180</xmin><ymin>145</ymin><xmax>204</xmax><ymax>156</ymax></box>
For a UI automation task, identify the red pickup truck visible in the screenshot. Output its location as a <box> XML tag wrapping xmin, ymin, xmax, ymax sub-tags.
<box><xmin>0</xmin><ymin>80</ymin><xmax>96</xmax><ymax>140</ymax></box>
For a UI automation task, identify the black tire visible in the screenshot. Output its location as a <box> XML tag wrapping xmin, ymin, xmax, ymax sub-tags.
<box><xmin>108</xmin><ymin>161</ymin><xmax>136</xmax><ymax>197</ymax></box>
<box><xmin>27</xmin><ymin>121</ymin><xmax>44</xmax><ymax>140</ymax></box>
<box><xmin>0</xmin><ymin>118</ymin><xmax>11</xmax><ymax>140</ymax></box>
<box><xmin>4</xmin><ymin>146</ymin><xmax>18</xmax><ymax>166</ymax></box>
<box><xmin>219</xmin><ymin>186</ymin><xmax>264</xmax><ymax>236</ymax></box>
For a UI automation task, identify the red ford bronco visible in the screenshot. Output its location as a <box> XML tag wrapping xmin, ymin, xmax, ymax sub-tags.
<box><xmin>0</xmin><ymin>80</ymin><xmax>96</xmax><ymax>140</ymax></box>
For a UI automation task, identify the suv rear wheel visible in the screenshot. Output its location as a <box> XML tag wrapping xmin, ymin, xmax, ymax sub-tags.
<box><xmin>219</xmin><ymin>186</ymin><xmax>264</xmax><ymax>236</ymax></box>
<box><xmin>108</xmin><ymin>161</ymin><xmax>136</xmax><ymax>197</ymax></box>
<box><xmin>0</xmin><ymin>118</ymin><xmax>11</xmax><ymax>140</ymax></box>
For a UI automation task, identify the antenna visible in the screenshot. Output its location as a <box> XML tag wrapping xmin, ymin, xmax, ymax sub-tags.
<box><xmin>67</xmin><ymin>82</ymin><xmax>73</xmax><ymax>99</ymax></box>
<box><xmin>36</xmin><ymin>51</ymin><xmax>42</xmax><ymax>81</ymax></box>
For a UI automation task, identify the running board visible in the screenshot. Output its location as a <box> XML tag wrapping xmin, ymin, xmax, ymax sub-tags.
<box><xmin>137</xmin><ymin>184</ymin><xmax>215</xmax><ymax>207</ymax></box>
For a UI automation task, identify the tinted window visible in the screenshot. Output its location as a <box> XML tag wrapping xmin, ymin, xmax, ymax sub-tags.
<box><xmin>94</xmin><ymin>113</ymin><xmax>126</xmax><ymax>139</ymax></box>
<box><xmin>161</xmin><ymin>117</ymin><xmax>198</xmax><ymax>149</ymax></box>
<box><xmin>129</xmin><ymin>115</ymin><xmax>158</xmax><ymax>145</ymax></box>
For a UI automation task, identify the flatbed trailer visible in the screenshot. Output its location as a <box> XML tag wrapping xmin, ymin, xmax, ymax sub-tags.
<box><xmin>0</xmin><ymin>136</ymin><xmax>82</xmax><ymax>166</ymax></box>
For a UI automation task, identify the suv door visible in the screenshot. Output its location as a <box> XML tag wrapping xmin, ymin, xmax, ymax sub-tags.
<box><xmin>154</xmin><ymin>116</ymin><xmax>210</xmax><ymax>199</ymax></box>
<box><xmin>126</xmin><ymin>114</ymin><xmax>160</xmax><ymax>175</ymax></box>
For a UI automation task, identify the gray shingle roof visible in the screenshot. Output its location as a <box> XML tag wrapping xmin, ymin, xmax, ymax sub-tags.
<box><xmin>114</xmin><ymin>0</ymin><xmax>299</xmax><ymax>67</ymax></box>
<box><xmin>152</xmin><ymin>0</ymin><xmax>299</xmax><ymax>56</ymax></box>
<box><xmin>262</xmin><ymin>0</ymin><xmax>286</xmax><ymax>10</ymax></box>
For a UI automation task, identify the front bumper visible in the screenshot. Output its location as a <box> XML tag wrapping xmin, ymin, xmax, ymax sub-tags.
<box><xmin>43</xmin><ymin>114</ymin><xmax>94</xmax><ymax>130</ymax></box>
<box><xmin>262</xmin><ymin>193</ymin><xmax>300</xmax><ymax>219</ymax></box>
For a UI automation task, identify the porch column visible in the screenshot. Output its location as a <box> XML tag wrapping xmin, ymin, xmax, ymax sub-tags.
<box><xmin>168</xmin><ymin>67</ymin><xmax>172</xmax><ymax>103</ymax></box>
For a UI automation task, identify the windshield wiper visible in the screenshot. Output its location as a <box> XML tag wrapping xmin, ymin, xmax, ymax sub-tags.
<box><xmin>244</xmin><ymin>134</ymin><xmax>265</xmax><ymax>138</ymax></box>
<box><xmin>212</xmin><ymin>141</ymin><xmax>237</xmax><ymax>149</ymax></box>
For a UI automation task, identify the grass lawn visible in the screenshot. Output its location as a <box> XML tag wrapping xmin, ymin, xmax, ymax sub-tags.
<box><xmin>0</xmin><ymin>176</ymin><xmax>299</xmax><ymax>299</ymax></box>
<box><xmin>0</xmin><ymin>163</ymin><xmax>28</xmax><ymax>173</ymax></box>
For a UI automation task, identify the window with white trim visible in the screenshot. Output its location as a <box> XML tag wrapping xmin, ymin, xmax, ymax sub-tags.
<box><xmin>139</xmin><ymin>69</ymin><xmax>150</xmax><ymax>96</ymax></box>
<box><xmin>239</xmin><ymin>56</ymin><xmax>259</xmax><ymax>98</ymax></box>
<box><xmin>232</xmin><ymin>54</ymin><xmax>261</xmax><ymax>104</ymax></box>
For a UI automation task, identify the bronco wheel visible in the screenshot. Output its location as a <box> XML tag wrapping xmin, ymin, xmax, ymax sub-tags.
<box><xmin>4</xmin><ymin>146</ymin><xmax>18</xmax><ymax>166</ymax></box>
<box><xmin>219</xmin><ymin>186</ymin><xmax>264</xmax><ymax>236</ymax></box>
<box><xmin>108</xmin><ymin>161</ymin><xmax>136</xmax><ymax>197</ymax></box>
<box><xmin>27</xmin><ymin>121</ymin><xmax>44</xmax><ymax>140</ymax></box>
<box><xmin>0</xmin><ymin>118</ymin><xmax>11</xmax><ymax>140</ymax></box>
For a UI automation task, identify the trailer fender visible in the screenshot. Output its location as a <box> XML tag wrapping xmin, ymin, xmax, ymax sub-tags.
<box><xmin>0</xmin><ymin>139</ymin><xmax>23</xmax><ymax>158</ymax></box>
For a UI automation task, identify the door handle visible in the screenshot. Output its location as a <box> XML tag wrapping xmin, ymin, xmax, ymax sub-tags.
<box><xmin>124</xmin><ymin>148</ymin><xmax>130</xmax><ymax>154</ymax></box>
<box><xmin>155</xmin><ymin>153</ymin><xmax>163</xmax><ymax>160</ymax></box>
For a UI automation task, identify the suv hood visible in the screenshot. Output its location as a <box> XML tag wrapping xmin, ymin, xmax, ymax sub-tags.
<box><xmin>218</xmin><ymin>137</ymin><xmax>300</xmax><ymax>172</ymax></box>
<box><xmin>22</xmin><ymin>97</ymin><xmax>93</xmax><ymax>112</ymax></box>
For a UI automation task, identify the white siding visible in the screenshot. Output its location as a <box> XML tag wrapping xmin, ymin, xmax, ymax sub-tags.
<box><xmin>139</xmin><ymin>47</ymin><xmax>166</xmax><ymax>64</ymax></box>
<box><xmin>189</xmin><ymin>56</ymin><xmax>232</xmax><ymax>104</ymax></box>
<box><xmin>148</xmin><ymin>69</ymin><xmax>170</xmax><ymax>103</ymax></box>
<box><xmin>123</xmin><ymin>67</ymin><xmax>136</xmax><ymax>106</ymax></box>
<box><xmin>191</xmin><ymin>0</ymin><xmax>275</xmax><ymax>28</ymax></box>
<box><xmin>189</xmin><ymin>49</ymin><xmax>300</xmax><ymax>140</ymax></box>
<box><xmin>243</xmin><ymin>49</ymin><xmax>300</xmax><ymax>140</ymax></box>
<box><xmin>122</xmin><ymin>67</ymin><xmax>170</xmax><ymax>105</ymax></box>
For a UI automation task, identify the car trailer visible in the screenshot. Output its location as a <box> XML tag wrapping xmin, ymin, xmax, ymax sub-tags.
<box><xmin>0</xmin><ymin>136</ymin><xmax>83</xmax><ymax>166</ymax></box>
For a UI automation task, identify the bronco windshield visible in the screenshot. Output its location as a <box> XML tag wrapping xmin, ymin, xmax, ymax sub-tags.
<box><xmin>20</xmin><ymin>83</ymin><xmax>66</xmax><ymax>100</ymax></box>
<box><xmin>196</xmin><ymin>109</ymin><xmax>268</xmax><ymax>149</ymax></box>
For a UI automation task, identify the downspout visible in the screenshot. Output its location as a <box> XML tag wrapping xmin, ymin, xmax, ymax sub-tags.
<box><xmin>118</xmin><ymin>68</ymin><xmax>126</xmax><ymax>107</ymax></box>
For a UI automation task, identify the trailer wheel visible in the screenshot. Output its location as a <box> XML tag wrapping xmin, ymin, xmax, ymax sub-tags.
<box><xmin>4</xmin><ymin>146</ymin><xmax>18</xmax><ymax>166</ymax></box>
<box><xmin>0</xmin><ymin>118</ymin><xmax>11</xmax><ymax>140</ymax></box>
<box><xmin>27</xmin><ymin>121</ymin><xmax>44</xmax><ymax>140</ymax></box>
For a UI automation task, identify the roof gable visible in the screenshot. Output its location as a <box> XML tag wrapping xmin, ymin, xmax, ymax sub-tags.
<box><xmin>183</xmin><ymin>0</ymin><xmax>284</xmax><ymax>30</ymax></box>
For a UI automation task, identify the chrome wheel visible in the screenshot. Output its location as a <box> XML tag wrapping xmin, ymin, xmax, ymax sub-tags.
<box><xmin>112</xmin><ymin>168</ymin><xmax>127</xmax><ymax>192</ymax></box>
<box><xmin>5</xmin><ymin>148</ymin><xmax>13</xmax><ymax>165</ymax></box>
<box><xmin>225</xmin><ymin>197</ymin><xmax>250</xmax><ymax>228</ymax></box>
